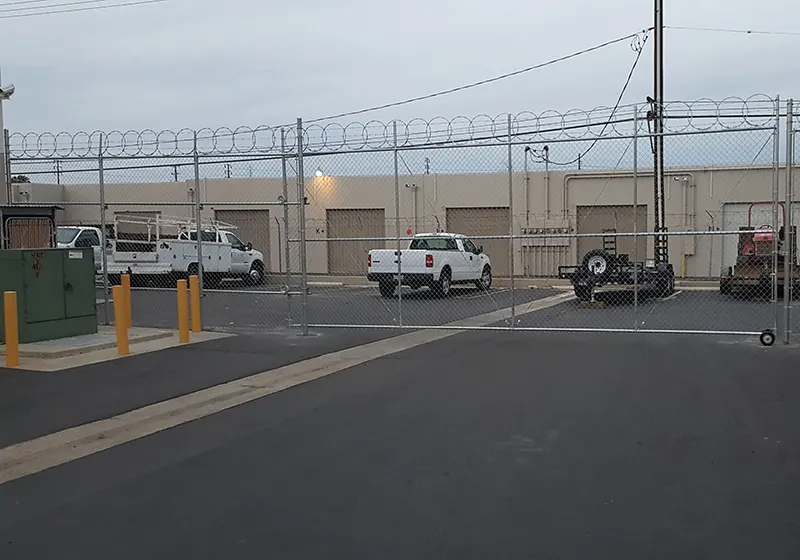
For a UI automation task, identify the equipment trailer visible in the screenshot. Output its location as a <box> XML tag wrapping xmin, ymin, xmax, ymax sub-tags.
<box><xmin>558</xmin><ymin>229</ymin><xmax>674</xmax><ymax>302</ymax></box>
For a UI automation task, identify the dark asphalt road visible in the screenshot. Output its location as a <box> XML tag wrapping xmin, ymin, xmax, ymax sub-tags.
<box><xmin>99</xmin><ymin>285</ymin><xmax>554</xmax><ymax>331</ymax></box>
<box><xmin>0</xmin><ymin>328</ymin><xmax>404</xmax><ymax>448</ymax></box>
<box><xmin>2</xmin><ymin>331</ymin><xmax>799</xmax><ymax>559</ymax></box>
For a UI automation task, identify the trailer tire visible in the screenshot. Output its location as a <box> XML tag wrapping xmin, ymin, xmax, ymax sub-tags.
<box><xmin>760</xmin><ymin>329</ymin><xmax>776</xmax><ymax>346</ymax></box>
<box><xmin>657</xmin><ymin>273</ymin><xmax>675</xmax><ymax>298</ymax></box>
<box><xmin>574</xmin><ymin>285</ymin><xmax>592</xmax><ymax>301</ymax></box>
<box><xmin>581</xmin><ymin>249</ymin><xmax>613</xmax><ymax>283</ymax></box>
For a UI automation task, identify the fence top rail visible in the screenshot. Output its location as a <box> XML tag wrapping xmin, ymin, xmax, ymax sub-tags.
<box><xmin>5</xmin><ymin>94</ymin><xmax>781</xmax><ymax>159</ymax></box>
<box><xmin>293</xmin><ymin>229</ymin><xmax>777</xmax><ymax>243</ymax></box>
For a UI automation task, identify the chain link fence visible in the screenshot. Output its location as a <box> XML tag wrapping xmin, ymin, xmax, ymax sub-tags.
<box><xmin>5</xmin><ymin>95</ymin><xmax>797</xmax><ymax>343</ymax></box>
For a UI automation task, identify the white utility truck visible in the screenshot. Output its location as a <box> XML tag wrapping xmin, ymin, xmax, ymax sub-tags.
<box><xmin>56</xmin><ymin>215</ymin><xmax>266</xmax><ymax>288</ymax></box>
<box><xmin>367</xmin><ymin>233</ymin><xmax>492</xmax><ymax>297</ymax></box>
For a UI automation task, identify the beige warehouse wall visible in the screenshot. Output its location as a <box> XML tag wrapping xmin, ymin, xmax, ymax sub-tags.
<box><xmin>24</xmin><ymin>164</ymin><xmax>791</xmax><ymax>278</ymax></box>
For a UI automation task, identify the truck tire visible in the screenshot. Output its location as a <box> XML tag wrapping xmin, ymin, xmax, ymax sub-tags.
<box><xmin>474</xmin><ymin>265</ymin><xmax>492</xmax><ymax>291</ymax></box>
<box><xmin>379</xmin><ymin>281</ymin><xmax>395</xmax><ymax>298</ymax></box>
<box><xmin>431</xmin><ymin>267</ymin><xmax>452</xmax><ymax>298</ymax></box>
<box><xmin>246</xmin><ymin>261</ymin><xmax>265</xmax><ymax>286</ymax></box>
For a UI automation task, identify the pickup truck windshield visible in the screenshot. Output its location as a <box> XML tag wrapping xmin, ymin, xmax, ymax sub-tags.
<box><xmin>56</xmin><ymin>228</ymin><xmax>80</xmax><ymax>244</ymax></box>
<box><xmin>409</xmin><ymin>237</ymin><xmax>457</xmax><ymax>251</ymax></box>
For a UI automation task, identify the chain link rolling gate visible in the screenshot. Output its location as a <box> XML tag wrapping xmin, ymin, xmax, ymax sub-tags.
<box><xmin>5</xmin><ymin>95</ymin><xmax>798</xmax><ymax>344</ymax></box>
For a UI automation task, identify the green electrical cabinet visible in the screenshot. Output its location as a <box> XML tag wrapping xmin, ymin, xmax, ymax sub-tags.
<box><xmin>0</xmin><ymin>248</ymin><xmax>97</xmax><ymax>344</ymax></box>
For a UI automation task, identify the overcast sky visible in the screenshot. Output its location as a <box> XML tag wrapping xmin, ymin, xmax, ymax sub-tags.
<box><xmin>2</xmin><ymin>0</ymin><xmax>800</xmax><ymax>135</ymax></box>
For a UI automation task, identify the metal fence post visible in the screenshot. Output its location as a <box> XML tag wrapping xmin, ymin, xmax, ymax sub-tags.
<box><xmin>633</xmin><ymin>106</ymin><xmax>639</xmax><ymax>329</ymax></box>
<box><xmin>393</xmin><ymin>121</ymin><xmax>402</xmax><ymax>327</ymax></box>
<box><xmin>507</xmin><ymin>114</ymin><xmax>515</xmax><ymax>329</ymax></box>
<box><xmin>296</xmin><ymin>118</ymin><xmax>309</xmax><ymax>336</ymax></box>
<box><xmin>193</xmin><ymin>131</ymin><xmax>204</xmax><ymax>308</ymax></box>
<box><xmin>772</xmin><ymin>95</ymin><xmax>781</xmax><ymax>336</ymax></box>
<box><xmin>99</xmin><ymin>133</ymin><xmax>110</xmax><ymax>325</ymax></box>
<box><xmin>784</xmin><ymin>98</ymin><xmax>794</xmax><ymax>344</ymax></box>
<box><xmin>280</xmin><ymin>128</ymin><xmax>292</xmax><ymax>325</ymax></box>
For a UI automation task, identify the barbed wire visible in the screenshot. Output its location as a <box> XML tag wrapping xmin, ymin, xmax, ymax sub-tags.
<box><xmin>7</xmin><ymin>95</ymin><xmax>779</xmax><ymax>159</ymax></box>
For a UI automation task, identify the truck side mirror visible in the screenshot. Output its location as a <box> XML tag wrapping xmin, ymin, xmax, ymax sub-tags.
<box><xmin>477</xmin><ymin>245</ymin><xmax>483</xmax><ymax>254</ymax></box>
<box><xmin>246</xmin><ymin>242</ymin><xmax>253</xmax><ymax>251</ymax></box>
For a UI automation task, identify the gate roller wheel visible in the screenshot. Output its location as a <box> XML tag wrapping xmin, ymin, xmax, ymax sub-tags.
<box><xmin>759</xmin><ymin>329</ymin><xmax>776</xmax><ymax>347</ymax></box>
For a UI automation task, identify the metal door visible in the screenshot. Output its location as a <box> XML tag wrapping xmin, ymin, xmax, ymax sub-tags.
<box><xmin>327</xmin><ymin>209</ymin><xmax>386</xmax><ymax>274</ymax></box>
<box><xmin>63</xmin><ymin>248</ymin><xmax>97</xmax><ymax>319</ymax></box>
<box><xmin>576</xmin><ymin>205</ymin><xmax>647</xmax><ymax>262</ymax></box>
<box><xmin>445</xmin><ymin>207</ymin><xmax>510</xmax><ymax>277</ymax></box>
<box><xmin>23</xmin><ymin>250</ymin><xmax>66</xmax><ymax>323</ymax></box>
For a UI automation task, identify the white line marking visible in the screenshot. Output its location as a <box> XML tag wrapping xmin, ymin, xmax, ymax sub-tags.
<box><xmin>0</xmin><ymin>292</ymin><xmax>573</xmax><ymax>485</ymax></box>
<box><xmin>661</xmin><ymin>290</ymin><xmax>683</xmax><ymax>301</ymax></box>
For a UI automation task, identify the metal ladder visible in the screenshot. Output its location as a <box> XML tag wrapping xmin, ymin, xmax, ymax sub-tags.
<box><xmin>602</xmin><ymin>228</ymin><xmax>617</xmax><ymax>255</ymax></box>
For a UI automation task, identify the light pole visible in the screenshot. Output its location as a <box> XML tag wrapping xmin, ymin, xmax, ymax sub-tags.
<box><xmin>0</xmin><ymin>80</ymin><xmax>15</xmax><ymax>205</ymax></box>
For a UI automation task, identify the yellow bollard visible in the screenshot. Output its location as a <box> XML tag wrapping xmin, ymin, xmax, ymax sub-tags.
<box><xmin>177</xmin><ymin>279</ymin><xmax>190</xmax><ymax>343</ymax></box>
<box><xmin>121</xmin><ymin>273</ymin><xmax>132</xmax><ymax>329</ymax></box>
<box><xmin>4</xmin><ymin>291</ymin><xmax>20</xmax><ymax>367</ymax></box>
<box><xmin>189</xmin><ymin>275</ymin><xmax>202</xmax><ymax>333</ymax></box>
<box><xmin>112</xmin><ymin>285</ymin><xmax>129</xmax><ymax>356</ymax></box>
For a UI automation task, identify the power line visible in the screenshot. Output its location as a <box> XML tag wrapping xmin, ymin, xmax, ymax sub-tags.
<box><xmin>1</xmin><ymin>0</ymin><xmax>116</xmax><ymax>14</ymax></box>
<box><xmin>666</xmin><ymin>25</ymin><xmax>800</xmax><ymax>37</ymax></box>
<box><xmin>530</xmin><ymin>31</ymin><xmax>650</xmax><ymax>167</ymax></box>
<box><xmin>304</xmin><ymin>28</ymin><xmax>653</xmax><ymax>125</ymax></box>
<box><xmin>22</xmin><ymin>27</ymin><xmax>653</xmax><ymax>151</ymax></box>
<box><xmin>0</xmin><ymin>0</ymin><xmax>163</xmax><ymax>19</ymax></box>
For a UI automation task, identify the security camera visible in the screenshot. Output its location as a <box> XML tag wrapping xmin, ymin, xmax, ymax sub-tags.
<box><xmin>0</xmin><ymin>84</ymin><xmax>15</xmax><ymax>98</ymax></box>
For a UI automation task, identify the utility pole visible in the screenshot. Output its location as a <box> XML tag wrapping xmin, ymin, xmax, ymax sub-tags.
<box><xmin>224</xmin><ymin>163</ymin><xmax>232</xmax><ymax>179</ymax></box>
<box><xmin>650</xmin><ymin>0</ymin><xmax>667</xmax><ymax>264</ymax></box>
<box><xmin>55</xmin><ymin>160</ymin><xmax>62</xmax><ymax>185</ymax></box>
<box><xmin>172</xmin><ymin>165</ymin><xmax>179</xmax><ymax>182</ymax></box>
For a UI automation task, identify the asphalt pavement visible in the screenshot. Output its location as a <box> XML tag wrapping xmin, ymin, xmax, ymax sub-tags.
<box><xmin>515</xmin><ymin>290</ymin><xmax>800</xmax><ymax>335</ymax></box>
<box><xmin>0</xmin><ymin>328</ymin><xmax>404</xmax><ymax>448</ymax></box>
<box><xmin>98</xmin><ymin>285</ymin><xmax>555</xmax><ymax>332</ymax></box>
<box><xmin>1</xmin><ymin>331</ymin><xmax>799</xmax><ymax>559</ymax></box>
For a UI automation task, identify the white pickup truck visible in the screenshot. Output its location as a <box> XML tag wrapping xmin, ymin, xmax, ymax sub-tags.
<box><xmin>56</xmin><ymin>217</ymin><xmax>266</xmax><ymax>287</ymax></box>
<box><xmin>367</xmin><ymin>233</ymin><xmax>492</xmax><ymax>297</ymax></box>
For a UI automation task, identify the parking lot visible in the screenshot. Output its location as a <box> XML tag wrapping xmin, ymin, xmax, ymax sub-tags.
<box><xmin>515</xmin><ymin>289</ymin><xmax>800</xmax><ymax>335</ymax></box>
<box><xmin>97</xmin><ymin>284</ymin><xmax>559</xmax><ymax>332</ymax></box>
<box><xmin>98</xmin><ymin>282</ymin><xmax>799</xmax><ymax>340</ymax></box>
